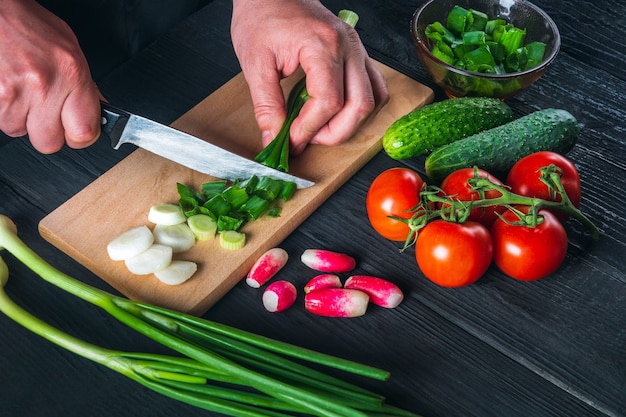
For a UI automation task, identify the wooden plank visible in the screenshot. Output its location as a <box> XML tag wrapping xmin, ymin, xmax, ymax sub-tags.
<box><xmin>38</xmin><ymin>61</ymin><xmax>433</xmax><ymax>315</ymax></box>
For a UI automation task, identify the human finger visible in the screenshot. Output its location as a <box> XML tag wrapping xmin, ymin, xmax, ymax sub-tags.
<box><xmin>61</xmin><ymin>82</ymin><xmax>102</xmax><ymax>149</ymax></box>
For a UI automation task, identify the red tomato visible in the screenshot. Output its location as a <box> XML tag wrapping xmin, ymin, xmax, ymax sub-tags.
<box><xmin>506</xmin><ymin>151</ymin><xmax>581</xmax><ymax>220</ymax></box>
<box><xmin>439</xmin><ymin>167</ymin><xmax>506</xmax><ymax>227</ymax></box>
<box><xmin>415</xmin><ymin>220</ymin><xmax>492</xmax><ymax>287</ymax></box>
<box><xmin>366</xmin><ymin>168</ymin><xmax>424</xmax><ymax>241</ymax></box>
<box><xmin>491</xmin><ymin>207</ymin><xmax>568</xmax><ymax>281</ymax></box>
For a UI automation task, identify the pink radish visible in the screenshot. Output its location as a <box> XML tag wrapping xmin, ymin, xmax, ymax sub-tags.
<box><xmin>246</xmin><ymin>247</ymin><xmax>289</xmax><ymax>288</ymax></box>
<box><xmin>300</xmin><ymin>249</ymin><xmax>356</xmax><ymax>273</ymax></box>
<box><xmin>303</xmin><ymin>274</ymin><xmax>342</xmax><ymax>294</ymax></box>
<box><xmin>262</xmin><ymin>281</ymin><xmax>297</xmax><ymax>313</ymax></box>
<box><xmin>344</xmin><ymin>275</ymin><xmax>404</xmax><ymax>308</ymax></box>
<box><xmin>304</xmin><ymin>288</ymin><xmax>369</xmax><ymax>318</ymax></box>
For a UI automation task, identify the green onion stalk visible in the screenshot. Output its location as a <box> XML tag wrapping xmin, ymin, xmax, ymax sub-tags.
<box><xmin>254</xmin><ymin>10</ymin><xmax>360</xmax><ymax>173</ymax></box>
<box><xmin>0</xmin><ymin>215</ymin><xmax>420</xmax><ymax>417</ymax></box>
<box><xmin>397</xmin><ymin>165</ymin><xmax>599</xmax><ymax>251</ymax></box>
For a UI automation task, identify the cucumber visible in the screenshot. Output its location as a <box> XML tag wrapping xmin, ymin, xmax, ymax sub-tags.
<box><xmin>425</xmin><ymin>109</ymin><xmax>579</xmax><ymax>181</ymax></box>
<box><xmin>382</xmin><ymin>97</ymin><xmax>513</xmax><ymax>160</ymax></box>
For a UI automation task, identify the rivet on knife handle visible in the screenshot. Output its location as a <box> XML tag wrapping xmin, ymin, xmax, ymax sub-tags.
<box><xmin>100</xmin><ymin>102</ymin><xmax>131</xmax><ymax>149</ymax></box>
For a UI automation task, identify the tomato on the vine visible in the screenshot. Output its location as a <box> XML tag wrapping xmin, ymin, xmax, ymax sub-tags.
<box><xmin>506</xmin><ymin>151</ymin><xmax>581</xmax><ymax>220</ymax></box>
<box><xmin>439</xmin><ymin>167</ymin><xmax>506</xmax><ymax>227</ymax></box>
<box><xmin>366</xmin><ymin>168</ymin><xmax>424</xmax><ymax>241</ymax></box>
<box><xmin>491</xmin><ymin>206</ymin><xmax>568</xmax><ymax>281</ymax></box>
<box><xmin>415</xmin><ymin>220</ymin><xmax>492</xmax><ymax>287</ymax></box>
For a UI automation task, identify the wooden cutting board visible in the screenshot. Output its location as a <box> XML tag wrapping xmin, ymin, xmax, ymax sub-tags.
<box><xmin>39</xmin><ymin>60</ymin><xmax>433</xmax><ymax>315</ymax></box>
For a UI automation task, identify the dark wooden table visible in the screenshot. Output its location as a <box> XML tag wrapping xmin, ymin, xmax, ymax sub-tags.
<box><xmin>1</xmin><ymin>1</ymin><xmax>624</xmax><ymax>416</ymax></box>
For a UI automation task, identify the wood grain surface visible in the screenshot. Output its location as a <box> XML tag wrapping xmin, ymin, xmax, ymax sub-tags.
<box><xmin>38</xmin><ymin>61</ymin><xmax>433</xmax><ymax>314</ymax></box>
<box><xmin>0</xmin><ymin>0</ymin><xmax>624</xmax><ymax>416</ymax></box>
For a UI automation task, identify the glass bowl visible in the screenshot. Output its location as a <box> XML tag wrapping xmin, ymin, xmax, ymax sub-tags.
<box><xmin>411</xmin><ymin>0</ymin><xmax>561</xmax><ymax>99</ymax></box>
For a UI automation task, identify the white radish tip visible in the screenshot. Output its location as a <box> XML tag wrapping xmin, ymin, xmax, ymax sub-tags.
<box><xmin>304</xmin><ymin>288</ymin><xmax>369</xmax><ymax>318</ymax></box>
<box><xmin>344</xmin><ymin>275</ymin><xmax>404</xmax><ymax>309</ymax></box>
<box><xmin>262</xmin><ymin>281</ymin><xmax>297</xmax><ymax>312</ymax></box>
<box><xmin>245</xmin><ymin>277</ymin><xmax>261</xmax><ymax>289</ymax></box>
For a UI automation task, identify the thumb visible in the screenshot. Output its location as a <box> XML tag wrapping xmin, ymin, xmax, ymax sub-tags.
<box><xmin>245</xmin><ymin>71</ymin><xmax>287</xmax><ymax>147</ymax></box>
<box><xmin>61</xmin><ymin>82</ymin><xmax>102</xmax><ymax>149</ymax></box>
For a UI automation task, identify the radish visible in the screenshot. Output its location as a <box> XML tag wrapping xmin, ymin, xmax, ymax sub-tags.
<box><xmin>344</xmin><ymin>275</ymin><xmax>404</xmax><ymax>308</ymax></box>
<box><xmin>304</xmin><ymin>288</ymin><xmax>369</xmax><ymax>318</ymax></box>
<box><xmin>303</xmin><ymin>274</ymin><xmax>342</xmax><ymax>293</ymax></box>
<box><xmin>246</xmin><ymin>248</ymin><xmax>289</xmax><ymax>288</ymax></box>
<box><xmin>300</xmin><ymin>249</ymin><xmax>356</xmax><ymax>273</ymax></box>
<box><xmin>262</xmin><ymin>281</ymin><xmax>297</xmax><ymax>312</ymax></box>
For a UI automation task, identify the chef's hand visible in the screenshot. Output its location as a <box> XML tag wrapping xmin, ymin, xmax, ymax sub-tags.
<box><xmin>231</xmin><ymin>0</ymin><xmax>389</xmax><ymax>155</ymax></box>
<box><xmin>0</xmin><ymin>0</ymin><xmax>101</xmax><ymax>154</ymax></box>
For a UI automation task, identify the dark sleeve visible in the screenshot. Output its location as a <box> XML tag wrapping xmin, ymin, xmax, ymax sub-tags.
<box><xmin>36</xmin><ymin>0</ymin><xmax>210</xmax><ymax>80</ymax></box>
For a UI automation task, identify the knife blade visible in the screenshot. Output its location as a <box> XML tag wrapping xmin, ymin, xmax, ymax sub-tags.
<box><xmin>99</xmin><ymin>102</ymin><xmax>314</xmax><ymax>189</ymax></box>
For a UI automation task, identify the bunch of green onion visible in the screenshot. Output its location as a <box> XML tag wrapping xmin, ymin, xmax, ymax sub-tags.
<box><xmin>0</xmin><ymin>215</ymin><xmax>421</xmax><ymax>417</ymax></box>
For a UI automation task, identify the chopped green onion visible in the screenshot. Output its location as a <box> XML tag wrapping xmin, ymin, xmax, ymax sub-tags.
<box><xmin>217</xmin><ymin>213</ymin><xmax>246</xmax><ymax>232</ymax></box>
<box><xmin>486</xmin><ymin>41</ymin><xmax>506</xmax><ymax>63</ymax></box>
<box><xmin>203</xmin><ymin>194</ymin><xmax>231</xmax><ymax>218</ymax></box>
<box><xmin>222</xmin><ymin>183</ymin><xmax>249</xmax><ymax>209</ymax></box>
<box><xmin>467</xmin><ymin>9</ymin><xmax>488</xmax><ymax>32</ymax></box>
<box><xmin>243</xmin><ymin>175</ymin><xmax>260</xmax><ymax>194</ymax></box>
<box><xmin>279</xmin><ymin>181</ymin><xmax>297</xmax><ymax>201</ymax></box>
<box><xmin>464</xmin><ymin>45</ymin><xmax>496</xmax><ymax>72</ymax></box>
<box><xmin>267</xmin><ymin>207</ymin><xmax>282</xmax><ymax>217</ymax></box>
<box><xmin>241</xmin><ymin>195</ymin><xmax>270</xmax><ymax>220</ymax></box>
<box><xmin>177</xmin><ymin>176</ymin><xmax>296</xmax><ymax>237</ymax></box>
<box><xmin>176</xmin><ymin>182</ymin><xmax>197</xmax><ymax>200</ymax></box>
<box><xmin>462</xmin><ymin>30</ymin><xmax>486</xmax><ymax>46</ymax></box>
<box><xmin>504</xmin><ymin>47</ymin><xmax>528</xmax><ymax>72</ymax></box>
<box><xmin>446</xmin><ymin>5</ymin><xmax>471</xmax><ymax>35</ymax></box>
<box><xmin>219</xmin><ymin>230</ymin><xmax>246</xmax><ymax>250</ymax></box>
<box><xmin>201</xmin><ymin>181</ymin><xmax>227</xmax><ymax>199</ymax></box>
<box><xmin>485</xmin><ymin>19</ymin><xmax>506</xmax><ymax>37</ymax></box>
<box><xmin>425</xmin><ymin>20</ymin><xmax>456</xmax><ymax>44</ymax></box>
<box><xmin>525</xmin><ymin>41</ymin><xmax>547</xmax><ymax>69</ymax></box>
<box><xmin>432</xmin><ymin>42</ymin><xmax>456</xmax><ymax>64</ymax></box>
<box><xmin>499</xmin><ymin>25</ymin><xmax>526</xmax><ymax>55</ymax></box>
<box><xmin>179</xmin><ymin>196</ymin><xmax>200</xmax><ymax>217</ymax></box>
<box><xmin>254</xmin><ymin>176</ymin><xmax>284</xmax><ymax>202</ymax></box>
<box><xmin>187</xmin><ymin>214</ymin><xmax>217</xmax><ymax>241</ymax></box>
<box><xmin>426</xmin><ymin>5</ymin><xmax>546</xmax><ymax>79</ymax></box>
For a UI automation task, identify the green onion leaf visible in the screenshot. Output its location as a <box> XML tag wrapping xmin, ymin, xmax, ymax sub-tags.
<box><xmin>446</xmin><ymin>5</ymin><xmax>471</xmax><ymax>35</ymax></box>
<box><xmin>241</xmin><ymin>195</ymin><xmax>270</xmax><ymax>220</ymax></box>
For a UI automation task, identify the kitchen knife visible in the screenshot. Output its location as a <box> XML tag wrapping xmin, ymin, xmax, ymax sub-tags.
<box><xmin>99</xmin><ymin>102</ymin><xmax>314</xmax><ymax>189</ymax></box>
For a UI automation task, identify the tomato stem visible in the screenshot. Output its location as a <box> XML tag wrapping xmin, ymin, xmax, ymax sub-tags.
<box><xmin>398</xmin><ymin>165</ymin><xmax>599</xmax><ymax>251</ymax></box>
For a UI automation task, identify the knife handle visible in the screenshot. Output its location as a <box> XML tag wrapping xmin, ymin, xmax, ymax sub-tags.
<box><xmin>100</xmin><ymin>102</ymin><xmax>130</xmax><ymax>148</ymax></box>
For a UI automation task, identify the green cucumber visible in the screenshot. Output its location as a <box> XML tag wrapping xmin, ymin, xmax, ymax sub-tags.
<box><xmin>382</xmin><ymin>97</ymin><xmax>513</xmax><ymax>160</ymax></box>
<box><xmin>425</xmin><ymin>108</ymin><xmax>579</xmax><ymax>181</ymax></box>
